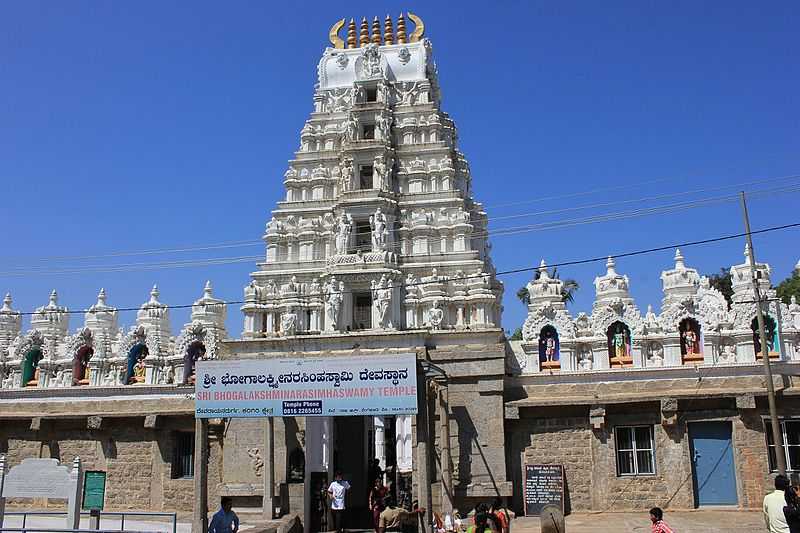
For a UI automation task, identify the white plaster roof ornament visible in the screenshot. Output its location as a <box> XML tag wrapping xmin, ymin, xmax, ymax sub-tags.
<box><xmin>191</xmin><ymin>281</ymin><xmax>227</xmax><ymax>331</ymax></box>
<box><xmin>730</xmin><ymin>243</ymin><xmax>771</xmax><ymax>303</ymax></box>
<box><xmin>0</xmin><ymin>293</ymin><xmax>22</xmax><ymax>347</ymax></box>
<box><xmin>594</xmin><ymin>256</ymin><xmax>631</xmax><ymax>302</ymax></box>
<box><xmin>525</xmin><ymin>260</ymin><xmax>565</xmax><ymax>310</ymax></box>
<box><xmin>84</xmin><ymin>288</ymin><xmax>119</xmax><ymax>337</ymax></box>
<box><xmin>30</xmin><ymin>289</ymin><xmax>69</xmax><ymax>339</ymax></box>
<box><xmin>136</xmin><ymin>284</ymin><xmax>171</xmax><ymax>338</ymax></box>
<box><xmin>661</xmin><ymin>248</ymin><xmax>701</xmax><ymax>302</ymax></box>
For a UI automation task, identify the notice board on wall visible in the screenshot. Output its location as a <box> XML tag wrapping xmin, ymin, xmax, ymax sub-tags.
<box><xmin>523</xmin><ymin>464</ymin><xmax>564</xmax><ymax>516</ymax></box>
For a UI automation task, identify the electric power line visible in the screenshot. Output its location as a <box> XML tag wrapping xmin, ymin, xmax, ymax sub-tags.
<box><xmin>6</xmin><ymin>220</ymin><xmax>800</xmax><ymax>316</ymax></box>
<box><xmin>3</xmin><ymin>180</ymin><xmax>799</xmax><ymax>276</ymax></box>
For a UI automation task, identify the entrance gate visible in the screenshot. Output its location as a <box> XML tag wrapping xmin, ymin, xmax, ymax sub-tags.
<box><xmin>192</xmin><ymin>354</ymin><xmax>434</xmax><ymax>533</ymax></box>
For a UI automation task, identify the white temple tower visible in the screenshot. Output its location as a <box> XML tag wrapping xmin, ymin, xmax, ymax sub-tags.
<box><xmin>241</xmin><ymin>19</ymin><xmax>502</xmax><ymax>338</ymax></box>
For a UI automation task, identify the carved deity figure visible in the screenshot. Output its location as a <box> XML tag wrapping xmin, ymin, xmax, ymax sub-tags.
<box><xmin>578</xmin><ymin>346</ymin><xmax>593</xmax><ymax>371</ymax></box>
<box><xmin>360</xmin><ymin>44</ymin><xmax>382</xmax><ymax>78</ymax></box>
<box><xmin>334</xmin><ymin>213</ymin><xmax>353</xmax><ymax>255</ymax></box>
<box><xmin>375</xmin><ymin>113</ymin><xmax>391</xmax><ymax>141</ymax></box>
<box><xmin>542</xmin><ymin>332</ymin><xmax>557</xmax><ymax>362</ymax></box>
<box><xmin>719</xmin><ymin>341</ymin><xmax>736</xmax><ymax>363</ymax></box>
<box><xmin>340</xmin><ymin>157</ymin><xmax>354</xmax><ymax>192</ymax></box>
<box><xmin>372</xmin><ymin>275</ymin><xmax>393</xmax><ymax>329</ymax></box>
<box><xmin>612</xmin><ymin>325</ymin><xmax>629</xmax><ymax>359</ymax></box>
<box><xmin>369</xmin><ymin>208</ymin><xmax>388</xmax><ymax>251</ymax></box>
<box><xmin>647</xmin><ymin>342</ymin><xmax>664</xmax><ymax>367</ymax></box>
<box><xmin>373</xmin><ymin>156</ymin><xmax>387</xmax><ymax>190</ymax></box>
<box><xmin>131</xmin><ymin>357</ymin><xmax>146</xmax><ymax>384</ymax></box>
<box><xmin>682</xmin><ymin>326</ymin><xmax>700</xmax><ymax>355</ymax></box>
<box><xmin>72</xmin><ymin>349</ymin><xmax>92</xmax><ymax>386</ymax></box>
<box><xmin>309</xmin><ymin>278</ymin><xmax>321</xmax><ymax>295</ymax></box>
<box><xmin>428</xmin><ymin>300</ymin><xmax>444</xmax><ymax>330</ymax></box>
<box><xmin>281</xmin><ymin>309</ymin><xmax>298</xmax><ymax>336</ymax></box>
<box><xmin>350</xmin><ymin>85</ymin><xmax>364</xmax><ymax>107</ymax></box>
<box><xmin>344</xmin><ymin>113</ymin><xmax>359</xmax><ymax>142</ymax></box>
<box><xmin>324</xmin><ymin>278</ymin><xmax>344</xmax><ymax>331</ymax></box>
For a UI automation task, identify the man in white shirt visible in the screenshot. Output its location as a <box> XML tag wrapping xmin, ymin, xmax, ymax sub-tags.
<box><xmin>764</xmin><ymin>474</ymin><xmax>790</xmax><ymax>533</ymax></box>
<box><xmin>328</xmin><ymin>470</ymin><xmax>351</xmax><ymax>533</ymax></box>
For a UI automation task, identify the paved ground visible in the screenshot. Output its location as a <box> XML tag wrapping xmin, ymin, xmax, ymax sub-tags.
<box><xmin>0</xmin><ymin>509</ymin><xmax>766</xmax><ymax>532</ymax></box>
<box><xmin>512</xmin><ymin>510</ymin><xmax>764</xmax><ymax>533</ymax></box>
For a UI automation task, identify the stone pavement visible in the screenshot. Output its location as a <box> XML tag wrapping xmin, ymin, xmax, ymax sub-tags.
<box><xmin>511</xmin><ymin>510</ymin><xmax>763</xmax><ymax>533</ymax></box>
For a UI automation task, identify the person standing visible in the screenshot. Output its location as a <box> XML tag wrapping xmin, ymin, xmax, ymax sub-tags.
<box><xmin>648</xmin><ymin>508</ymin><xmax>673</xmax><ymax>533</ymax></box>
<box><xmin>765</xmin><ymin>474</ymin><xmax>791</xmax><ymax>533</ymax></box>
<box><xmin>369</xmin><ymin>477</ymin><xmax>389</xmax><ymax>532</ymax></box>
<box><xmin>208</xmin><ymin>497</ymin><xmax>239</xmax><ymax>533</ymax></box>
<box><xmin>328</xmin><ymin>470</ymin><xmax>351</xmax><ymax>533</ymax></box>
<box><xmin>784</xmin><ymin>483</ymin><xmax>800</xmax><ymax>533</ymax></box>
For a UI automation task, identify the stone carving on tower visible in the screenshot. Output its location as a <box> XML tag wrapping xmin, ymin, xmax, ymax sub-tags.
<box><xmin>242</xmin><ymin>16</ymin><xmax>502</xmax><ymax>338</ymax></box>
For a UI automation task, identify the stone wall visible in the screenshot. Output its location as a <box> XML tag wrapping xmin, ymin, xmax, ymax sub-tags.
<box><xmin>0</xmin><ymin>415</ymin><xmax>207</xmax><ymax>512</ymax></box>
<box><xmin>507</xmin><ymin>398</ymin><xmax>799</xmax><ymax>513</ymax></box>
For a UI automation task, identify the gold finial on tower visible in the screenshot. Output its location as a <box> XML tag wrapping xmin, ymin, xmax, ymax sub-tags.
<box><xmin>346</xmin><ymin>18</ymin><xmax>357</xmax><ymax>48</ymax></box>
<box><xmin>328</xmin><ymin>18</ymin><xmax>345</xmax><ymax>49</ymax></box>
<box><xmin>408</xmin><ymin>12</ymin><xmax>425</xmax><ymax>42</ymax></box>
<box><xmin>359</xmin><ymin>17</ymin><xmax>370</xmax><ymax>47</ymax></box>
<box><xmin>383</xmin><ymin>14</ymin><xmax>394</xmax><ymax>45</ymax></box>
<box><xmin>396</xmin><ymin>13</ymin><xmax>407</xmax><ymax>44</ymax></box>
<box><xmin>371</xmin><ymin>16</ymin><xmax>382</xmax><ymax>44</ymax></box>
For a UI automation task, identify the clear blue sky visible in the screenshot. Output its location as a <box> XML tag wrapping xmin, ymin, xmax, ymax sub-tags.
<box><xmin>1</xmin><ymin>1</ymin><xmax>798</xmax><ymax>335</ymax></box>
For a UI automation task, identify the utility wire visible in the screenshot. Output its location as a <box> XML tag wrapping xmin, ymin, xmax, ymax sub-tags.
<box><xmin>3</xmin><ymin>181</ymin><xmax>799</xmax><ymax>276</ymax></box>
<box><xmin>2</xmin><ymin>172</ymin><xmax>798</xmax><ymax>266</ymax></box>
<box><xmin>7</xmin><ymin>220</ymin><xmax>800</xmax><ymax>315</ymax></box>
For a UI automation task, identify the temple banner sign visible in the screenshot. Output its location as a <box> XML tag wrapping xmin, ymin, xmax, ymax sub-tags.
<box><xmin>195</xmin><ymin>354</ymin><xmax>418</xmax><ymax>418</ymax></box>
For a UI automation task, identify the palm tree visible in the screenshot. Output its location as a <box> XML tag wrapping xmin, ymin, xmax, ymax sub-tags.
<box><xmin>516</xmin><ymin>286</ymin><xmax>530</xmax><ymax>306</ymax></box>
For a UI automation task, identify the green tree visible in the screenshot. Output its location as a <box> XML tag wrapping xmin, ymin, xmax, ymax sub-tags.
<box><xmin>776</xmin><ymin>270</ymin><xmax>800</xmax><ymax>305</ymax></box>
<box><xmin>509</xmin><ymin>326</ymin><xmax>523</xmax><ymax>340</ymax></box>
<box><xmin>706</xmin><ymin>268</ymin><xmax>733</xmax><ymax>306</ymax></box>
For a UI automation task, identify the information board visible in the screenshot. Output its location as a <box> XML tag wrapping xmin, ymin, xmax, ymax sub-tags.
<box><xmin>523</xmin><ymin>464</ymin><xmax>564</xmax><ymax>516</ymax></box>
<box><xmin>82</xmin><ymin>471</ymin><xmax>106</xmax><ymax>510</ymax></box>
<box><xmin>195</xmin><ymin>354</ymin><xmax>418</xmax><ymax>418</ymax></box>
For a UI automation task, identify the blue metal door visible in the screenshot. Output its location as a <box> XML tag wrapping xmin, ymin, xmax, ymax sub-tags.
<box><xmin>689</xmin><ymin>421</ymin><xmax>738</xmax><ymax>506</ymax></box>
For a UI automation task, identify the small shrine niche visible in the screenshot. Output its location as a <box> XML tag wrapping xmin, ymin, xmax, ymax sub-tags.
<box><xmin>125</xmin><ymin>343</ymin><xmax>149</xmax><ymax>385</ymax></box>
<box><xmin>72</xmin><ymin>346</ymin><xmax>93</xmax><ymax>386</ymax></box>
<box><xmin>679</xmin><ymin>317</ymin><xmax>704</xmax><ymax>364</ymax></box>
<box><xmin>183</xmin><ymin>341</ymin><xmax>205</xmax><ymax>385</ymax></box>
<box><xmin>752</xmin><ymin>315</ymin><xmax>779</xmax><ymax>359</ymax></box>
<box><xmin>22</xmin><ymin>348</ymin><xmax>43</xmax><ymax>387</ymax></box>
<box><xmin>607</xmin><ymin>321</ymin><xmax>632</xmax><ymax>368</ymax></box>
<box><xmin>538</xmin><ymin>325</ymin><xmax>560</xmax><ymax>370</ymax></box>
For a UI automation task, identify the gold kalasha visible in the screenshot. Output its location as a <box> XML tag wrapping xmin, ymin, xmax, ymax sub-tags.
<box><xmin>327</xmin><ymin>13</ymin><xmax>425</xmax><ymax>49</ymax></box>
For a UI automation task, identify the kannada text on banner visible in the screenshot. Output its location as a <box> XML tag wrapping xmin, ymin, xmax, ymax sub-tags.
<box><xmin>195</xmin><ymin>354</ymin><xmax>418</xmax><ymax>418</ymax></box>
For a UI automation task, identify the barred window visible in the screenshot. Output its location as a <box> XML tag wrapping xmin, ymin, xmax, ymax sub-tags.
<box><xmin>766</xmin><ymin>420</ymin><xmax>800</xmax><ymax>472</ymax></box>
<box><xmin>172</xmin><ymin>432</ymin><xmax>195</xmax><ymax>479</ymax></box>
<box><xmin>615</xmin><ymin>426</ymin><xmax>655</xmax><ymax>476</ymax></box>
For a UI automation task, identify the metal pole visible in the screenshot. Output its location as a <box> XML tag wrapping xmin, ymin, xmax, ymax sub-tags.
<box><xmin>741</xmin><ymin>191</ymin><xmax>786</xmax><ymax>475</ymax></box>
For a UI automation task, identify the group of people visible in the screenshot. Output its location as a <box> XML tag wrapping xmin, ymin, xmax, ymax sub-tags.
<box><xmin>460</xmin><ymin>500</ymin><xmax>514</xmax><ymax>533</ymax></box>
<box><xmin>764</xmin><ymin>474</ymin><xmax>800</xmax><ymax>533</ymax></box>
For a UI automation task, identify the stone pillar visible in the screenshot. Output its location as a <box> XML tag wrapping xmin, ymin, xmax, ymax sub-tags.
<box><xmin>263</xmin><ymin>417</ymin><xmax>275</xmax><ymax>519</ymax></box>
<box><xmin>439</xmin><ymin>386</ymin><xmax>453</xmax><ymax>513</ymax></box>
<box><xmin>193</xmin><ymin>418</ymin><xmax>209</xmax><ymax>533</ymax></box>
<box><xmin>416</xmin><ymin>368</ymin><xmax>432</xmax><ymax>533</ymax></box>
<box><xmin>374</xmin><ymin>416</ymin><xmax>386</xmax><ymax>471</ymax></box>
<box><xmin>67</xmin><ymin>457</ymin><xmax>82</xmax><ymax>530</ymax></box>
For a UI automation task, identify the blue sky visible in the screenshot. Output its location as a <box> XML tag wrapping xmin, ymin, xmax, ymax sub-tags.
<box><xmin>1</xmin><ymin>1</ymin><xmax>798</xmax><ymax>335</ymax></box>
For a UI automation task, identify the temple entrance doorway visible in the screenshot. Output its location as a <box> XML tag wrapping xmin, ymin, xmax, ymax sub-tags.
<box><xmin>305</xmin><ymin>415</ymin><xmax>410</xmax><ymax>531</ymax></box>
